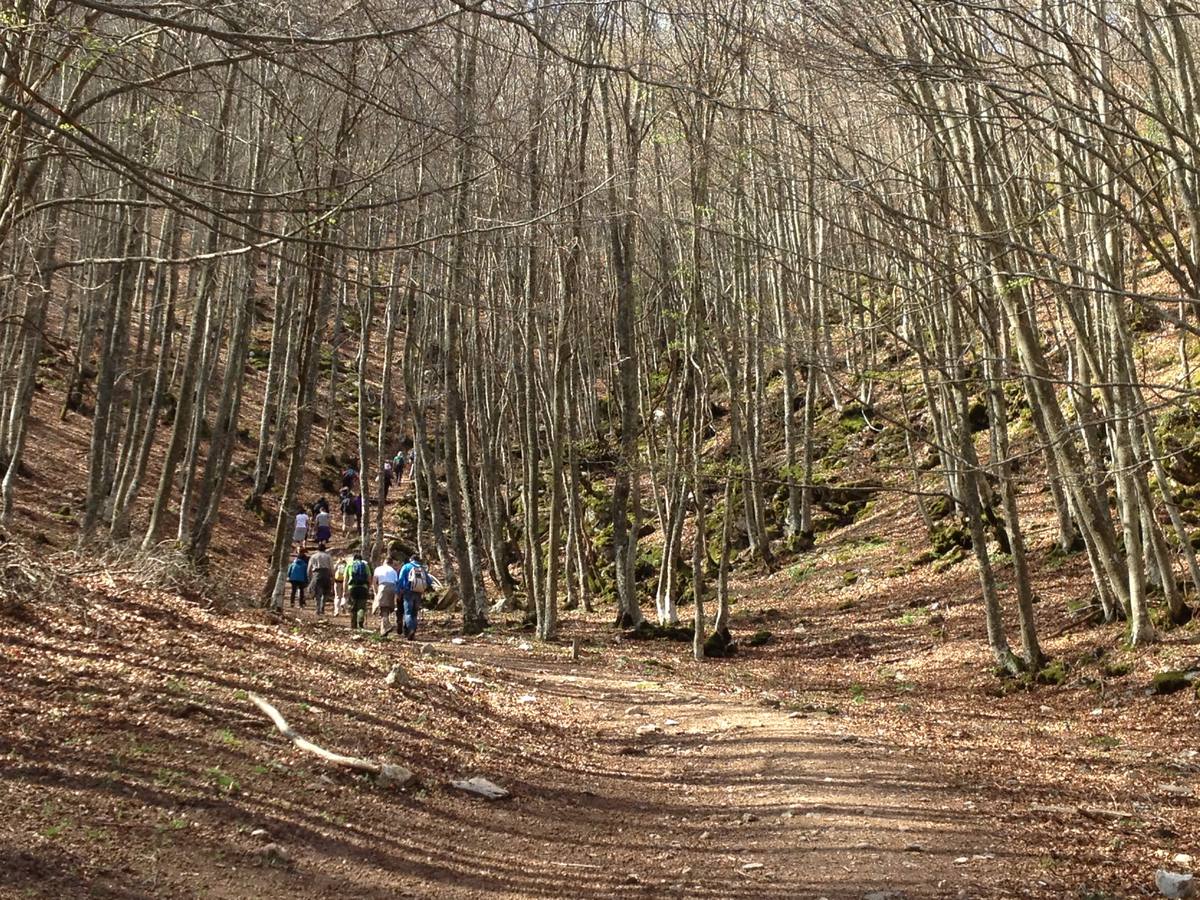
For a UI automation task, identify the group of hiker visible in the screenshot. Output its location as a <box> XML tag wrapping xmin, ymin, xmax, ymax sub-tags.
<box><xmin>283</xmin><ymin>450</ymin><xmax>429</xmax><ymax>638</ymax></box>
<box><xmin>288</xmin><ymin>548</ymin><xmax>430</xmax><ymax>638</ymax></box>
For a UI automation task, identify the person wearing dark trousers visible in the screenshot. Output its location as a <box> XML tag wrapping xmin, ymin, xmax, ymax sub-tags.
<box><xmin>307</xmin><ymin>543</ymin><xmax>334</xmax><ymax>615</ymax></box>
<box><xmin>344</xmin><ymin>552</ymin><xmax>371</xmax><ymax>630</ymax></box>
<box><xmin>287</xmin><ymin>550</ymin><xmax>309</xmax><ymax>608</ymax></box>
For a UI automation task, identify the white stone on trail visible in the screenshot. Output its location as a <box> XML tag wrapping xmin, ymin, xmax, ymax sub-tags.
<box><xmin>385</xmin><ymin>664</ymin><xmax>410</xmax><ymax>687</ymax></box>
<box><xmin>420</xmin><ymin>644</ymin><xmax>437</xmax><ymax>657</ymax></box>
<box><xmin>451</xmin><ymin>637</ymin><xmax>465</xmax><ymax>645</ymax></box>
<box><xmin>636</xmin><ymin>724</ymin><xmax>659</xmax><ymax>736</ymax></box>
<box><xmin>625</xmin><ymin>706</ymin><xmax>647</xmax><ymax>717</ymax></box>
<box><xmin>1156</xmin><ymin>870</ymin><xmax>1196</xmax><ymax>899</ymax></box>
<box><xmin>517</xmin><ymin>694</ymin><xmax>537</xmax><ymax>704</ymax></box>
<box><xmin>250</xmin><ymin>828</ymin><xmax>269</xmax><ymax>840</ymax></box>
<box><xmin>378</xmin><ymin>764</ymin><xmax>414</xmax><ymax>788</ymax></box>
<box><xmin>517</xmin><ymin>641</ymin><xmax>533</xmax><ymax>651</ymax></box>
<box><xmin>450</xmin><ymin>776</ymin><xmax>509</xmax><ymax>800</ymax></box>
<box><xmin>742</xmin><ymin>862</ymin><xmax>764</xmax><ymax>871</ymax></box>
<box><xmin>255</xmin><ymin>843</ymin><xmax>291</xmax><ymax>867</ymax></box>
<box><xmin>664</xmin><ymin>719</ymin><xmax>679</xmax><ymax>726</ymax></box>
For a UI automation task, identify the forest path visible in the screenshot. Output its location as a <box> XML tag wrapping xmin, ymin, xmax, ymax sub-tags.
<box><xmin>414</xmin><ymin>633</ymin><xmax>1011</xmax><ymax>899</ymax></box>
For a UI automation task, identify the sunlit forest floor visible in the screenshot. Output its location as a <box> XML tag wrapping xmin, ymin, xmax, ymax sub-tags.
<box><xmin>2</xmin><ymin>484</ymin><xmax>1198</xmax><ymax>898</ymax></box>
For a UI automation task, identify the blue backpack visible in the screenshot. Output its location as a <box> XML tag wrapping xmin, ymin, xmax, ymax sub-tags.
<box><xmin>348</xmin><ymin>559</ymin><xmax>370</xmax><ymax>586</ymax></box>
<box><xmin>288</xmin><ymin>558</ymin><xmax>308</xmax><ymax>583</ymax></box>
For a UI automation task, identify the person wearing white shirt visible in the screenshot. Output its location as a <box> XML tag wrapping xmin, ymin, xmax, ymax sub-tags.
<box><xmin>293</xmin><ymin>508</ymin><xmax>309</xmax><ymax>545</ymax></box>
<box><xmin>372</xmin><ymin>558</ymin><xmax>400</xmax><ymax>636</ymax></box>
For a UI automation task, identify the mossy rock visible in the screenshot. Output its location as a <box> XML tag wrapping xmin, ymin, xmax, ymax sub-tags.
<box><xmin>1035</xmin><ymin>659</ymin><xmax>1069</xmax><ymax>686</ymax></box>
<box><xmin>1101</xmin><ymin>661</ymin><xmax>1132</xmax><ymax>678</ymax></box>
<box><xmin>623</xmin><ymin>621</ymin><xmax>693</xmax><ymax>642</ymax></box>
<box><xmin>1150</xmin><ymin>670</ymin><xmax>1194</xmax><ymax>695</ymax></box>
<box><xmin>838</xmin><ymin>401</ymin><xmax>872</xmax><ymax>432</ymax></box>
<box><xmin>931</xmin><ymin>546</ymin><xmax>967</xmax><ymax>572</ymax></box>
<box><xmin>785</xmin><ymin>530</ymin><xmax>815</xmax><ymax>553</ymax></box>
<box><xmin>841</xmin><ymin>570</ymin><xmax>859</xmax><ymax>586</ymax></box>
<box><xmin>702</xmin><ymin>627</ymin><xmax>737</xmax><ymax>658</ymax></box>
<box><xmin>1157</xmin><ymin>401</ymin><xmax>1200</xmax><ymax>486</ymax></box>
<box><xmin>746</xmin><ymin>629</ymin><xmax>772</xmax><ymax>647</ymax></box>
<box><xmin>930</xmin><ymin>522</ymin><xmax>971</xmax><ymax>555</ymax></box>
<box><xmin>925</xmin><ymin>495</ymin><xmax>953</xmax><ymax>522</ymax></box>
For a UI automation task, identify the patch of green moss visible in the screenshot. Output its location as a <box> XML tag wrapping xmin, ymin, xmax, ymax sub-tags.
<box><xmin>746</xmin><ymin>630</ymin><xmax>772</xmax><ymax>647</ymax></box>
<box><xmin>1150</xmin><ymin>670</ymin><xmax>1192</xmax><ymax>695</ymax></box>
<box><xmin>1035</xmin><ymin>659</ymin><xmax>1069</xmax><ymax>686</ymax></box>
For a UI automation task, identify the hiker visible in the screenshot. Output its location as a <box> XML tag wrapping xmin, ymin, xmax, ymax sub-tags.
<box><xmin>393</xmin><ymin>449</ymin><xmax>406</xmax><ymax>482</ymax></box>
<box><xmin>308</xmin><ymin>542</ymin><xmax>335</xmax><ymax>615</ymax></box>
<box><xmin>373</xmin><ymin>556</ymin><xmax>399</xmax><ymax>636</ymax></box>
<box><xmin>381</xmin><ymin>460</ymin><xmax>393</xmax><ymax>503</ymax></box>
<box><xmin>331</xmin><ymin>552</ymin><xmax>352</xmax><ymax>616</ymax></box>
<box><xmin>341</xmin><ymin>465</ymin><xmax>358</xmax><ymax>492</ymax></box>
<box><xmin>344</xmin><ymin>552</ymin><xmax>372</xmax><ymax>630</ymax></box>
<box><xmin>397</xmin><ymin>555</ymin><xmax>429</xmax><ymax>640</ymax></box>
<box><xmin>339</xmin><ymin>488</ymin><xmax>354</xmax><ymax>533</ymax></box>
<box><xmin>314</xmin><ymin>504</ymin><xmax>333</xmax><ymax>545</ymax></box>
<box><xmin>350</xmin><ymin>492</ymin><xmax>362</xmax><ymax>529</ymax></box>
<box><xmin>287</xmin><ymin>549</ymin><xmax>309</xmax><ymax>608</ymax></box>
<box><xmin>293</xmin><ymin>506</ymin><xmax>309</xmax><ymax>546</ymax></box>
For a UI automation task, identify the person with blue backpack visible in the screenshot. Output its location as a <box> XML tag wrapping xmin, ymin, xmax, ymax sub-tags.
<box><xmin>287</xmin><ymin>550</ymin><xmax>309</xmax><ymax>608</ymax></box>
<box><xmin>344</xmin><ymin>552</ymin><xmax>372</xmax><ymax>630</ymax></box>
<box><xmin>397</xmin><ymin>555</ymin><xmax>429</xmax><ymax>640</ymax></box>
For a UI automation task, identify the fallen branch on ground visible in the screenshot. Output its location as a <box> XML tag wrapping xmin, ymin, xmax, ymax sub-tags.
<box><xmin>1029</xmin><ymin>803</ymin><xmax>1136</xmax><ymax>822</ymax></box>
<box><xmin>247</xmin><ymin>692</ymin><xmax>413</xmax><ymax>788</ymax></box>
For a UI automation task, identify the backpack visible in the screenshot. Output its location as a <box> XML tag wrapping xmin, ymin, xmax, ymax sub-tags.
<box><xmin>288</xmin><ymin>558</ymin><xmax>308</xmax><ymax>583</ymax></box>
<box><xmin>348</xmin><ymin>559</ymin><xmax>370</xmax><ymax>586</ymax></box>
<box><xmin>408</xmin><ymin>564</ymin><xmax>428</xmax><ymax>594</ymax></box>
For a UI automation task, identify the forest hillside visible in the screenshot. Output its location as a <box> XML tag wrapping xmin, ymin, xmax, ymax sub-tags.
<box><xmin>2</xmin><ymin>1</ymin><xmax>1200</xmax><ymax>898</ymax></box>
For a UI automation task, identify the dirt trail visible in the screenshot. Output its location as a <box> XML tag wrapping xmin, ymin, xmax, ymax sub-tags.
<box><xmin>4</xmin><ymin>562</ymin><xmax>1194</xmax><ymax>900</ymax></box>
<box><xmin>414</xmin><ymin>636</ymin><xmax>1019</xmax><ymax>899</ymax></box>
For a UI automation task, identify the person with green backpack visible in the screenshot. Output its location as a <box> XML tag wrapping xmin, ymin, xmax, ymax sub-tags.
<box><xmin>344</xmin><ymin>552</ymin><xmax>372</xmax><ymax>630</ymax></box>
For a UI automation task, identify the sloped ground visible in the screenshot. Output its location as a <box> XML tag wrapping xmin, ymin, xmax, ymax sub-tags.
<box><xmin>2</xmin><ymin>515</ymin><xmax>1197</xmax><ymax>900</ymax></box>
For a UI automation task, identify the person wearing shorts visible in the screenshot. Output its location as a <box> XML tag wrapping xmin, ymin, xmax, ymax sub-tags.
<box><xmin>373</xmin><ymin>557</ymin><xmax>399</xmax><ymax>636</ymax></box>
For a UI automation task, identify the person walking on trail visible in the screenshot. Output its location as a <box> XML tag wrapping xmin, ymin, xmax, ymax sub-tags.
<box><xmin>307</xmin><ymin>543</ymin><xmax>335</xmax><ymax>615</ymax></box>
<box><xmin>332</xmin><ymin>552</ymin><xmax>352</xmax><ymax>616</ymax></box>
<box><xmin>293</xmin><ymin>506</ymin><xmax>309</xmax><ymax>546</ymax></box>
<box><xmin>372</xmin><ymin>556</ymin><xmax>399</xmax><ymax>636</ymax></box>
<box><xmin>344</xmin><ymin>552</ymin><xmax>372</xmax><ymax>630</ymax></box>
<box><xmin>287</xmin><ymin>549</ymin><xmax>310</xmax><ymax>608</ymax></box>
<box><xmin>397</xmin><ymin>555</ymin><xmax>429</xmax><ymax>640</ymax></box>
<box><xmin>393</xmin><ymin>449</ymin><xmax>406</xmax><ymax>483</ymax></box>
<box><xmin>341</xmin><ymin>465</ymin><xmax>358</xmax><ymax>492</ymax></box>
<box><xmin>339</xmin><ymin>488</ymin><xmax>354</xmax><ymax>533</ymax></box>
<box><xmin>314</xmin><ymin>505</ymin><xmax>333</xmax><ymax>545</ymax></box>
<box><xmin>381</xmin><ymin>461</ymin><xmax>393</xmax><ymax>503</ymax></box>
